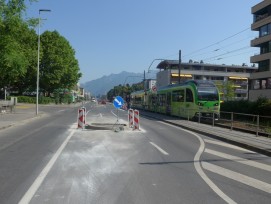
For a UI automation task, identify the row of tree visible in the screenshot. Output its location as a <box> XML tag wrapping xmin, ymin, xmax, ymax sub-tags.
<box><xmin>107</xmin><ymin>82</ymin><xmax>144</xmax><ymax>102</ymax></box>
<box><xmin>0</xmin><ymin>0</ymin><xmax>81</xmax><ymax>97</ymax></box>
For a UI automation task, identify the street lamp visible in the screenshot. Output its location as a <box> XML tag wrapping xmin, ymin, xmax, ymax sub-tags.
<box><xmin>147</xmin><ymin>58</ymin><xmax>165</xmax><ymax>73</ymax></box>
<box><xmin>36</xmin><ymin>9</ymin><xmax>51</xmax><ymax>115</ymax></box>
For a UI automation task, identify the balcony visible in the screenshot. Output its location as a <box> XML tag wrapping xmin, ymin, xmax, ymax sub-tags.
<box><xmin>250</xmin><ymin>52</ymin><xmax>271</xmax><ymax>63</ymax></box>
<box><xmin>251</xmin><ymin>34</ymin><xmax>271</xmax><ymax>47</ymax></box>
<box><xmin>251</xmin><ymin>16</ymin><xmax>271</xmax><ymax>30</ymax></box>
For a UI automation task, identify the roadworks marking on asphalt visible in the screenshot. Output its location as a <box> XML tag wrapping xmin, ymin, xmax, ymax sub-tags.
<box><xmin>18</xmin><ymin>123</ymin><xmax>77</xmax><ymax>204</ymax></box>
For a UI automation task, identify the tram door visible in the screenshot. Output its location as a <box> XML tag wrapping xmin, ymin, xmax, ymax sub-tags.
<box><xmin>166</xmin><ymin>92</ymin><xmax>171</xmax><ymax>115</ymax></box>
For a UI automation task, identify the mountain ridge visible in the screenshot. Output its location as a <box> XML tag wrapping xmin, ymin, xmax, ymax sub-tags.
<box><xmin>81</xmin><ymin>71</ymin><xmax>156</xmax><ymax>96</ymax></box>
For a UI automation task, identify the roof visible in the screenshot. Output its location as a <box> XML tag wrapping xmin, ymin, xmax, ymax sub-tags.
<box><xmin>156</xmin><ymin>60</ymin><xmax>258</xmax><ymax>70</ymax></box>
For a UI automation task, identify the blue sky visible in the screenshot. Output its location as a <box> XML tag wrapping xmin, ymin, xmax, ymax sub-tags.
<box><xmin>26</xmin><ymin>0</ymin><xmax>260</xmax><ymax>83</ymax></box>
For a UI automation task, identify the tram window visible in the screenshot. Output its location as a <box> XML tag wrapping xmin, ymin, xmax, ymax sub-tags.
<box><xmin>158</xmin><ymin>94</ymin><xmax>166</xmax><ymax>106</ymax></box>
<box><xmin>186</xmin><ymin>89</ymin><xmax>194</xmax><ymax>102</ymax></box>
<box><xmin>172</xmin><ymin>90</ymin><xmax>184</xmax><ymax>102</ymax></box>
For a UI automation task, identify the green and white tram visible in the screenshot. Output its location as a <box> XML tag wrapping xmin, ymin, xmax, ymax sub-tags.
<box><xmin>130</xmin><ymin>80</ymin><xmax>220</xmax><ymax>120</ymax></box>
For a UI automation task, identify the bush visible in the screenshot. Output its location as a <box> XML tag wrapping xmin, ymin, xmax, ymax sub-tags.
<box><xmin>7</xmin><ymin>96</ymin><xmax>54</xmax><ymax>104</ymax></box>
<box><xmin>221</xmin><ymin>97</ymin><xmax>271</xmax><ymax>116</ymax></box>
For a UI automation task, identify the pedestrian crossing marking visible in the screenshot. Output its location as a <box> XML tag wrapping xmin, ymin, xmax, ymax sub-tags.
<box><xmin>205</xmin><ymin>148</ymin><xmax>271</xmax><ymax>172</ymax></box>
<box><xmin>202</xmin><ymin>162</ymin><xmax>271</xmax><ymax>194</ymax></box>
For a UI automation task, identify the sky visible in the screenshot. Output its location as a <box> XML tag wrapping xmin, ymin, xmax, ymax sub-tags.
<box><xmin>25</xmin><ymin>0</ymin><xmax>261</xmax><ymax>83</ymax></box>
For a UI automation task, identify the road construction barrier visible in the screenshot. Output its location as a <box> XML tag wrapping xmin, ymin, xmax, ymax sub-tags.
<box><xmin>133</xmin><ymin>109</ymin><xmax>140</xmax><ymax>130</ymax></box>
<box><xmin>77</xmin><ymin>107</ymin><xmax>86</xmax><ymax>129</ymax></box>
<box><xmin>128</xmin><ymin>109</ymin><xmax>134</xmax><ymax>128</ymax></box>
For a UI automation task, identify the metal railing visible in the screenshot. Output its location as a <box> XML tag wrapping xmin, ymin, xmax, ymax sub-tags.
<box><xmin>186</xmin><ymin>108</ymin><xmax>271</xmax><ymax>137</ymax></box>
<box><xmin>135</xmin><ymin>105</ymin><xmax>271</xmax><ymax>137</ymax></box>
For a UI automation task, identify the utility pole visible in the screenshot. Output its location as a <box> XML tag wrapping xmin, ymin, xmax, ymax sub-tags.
<box><xmin>178</xmin><ymin>50</ymin><xmax>181</xmax><ymax>84</ymax></box>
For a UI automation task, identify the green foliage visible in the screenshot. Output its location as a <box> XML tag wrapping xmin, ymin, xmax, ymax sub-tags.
<box><xmin>107</xmin><ymin>82</ymin><xmax>144</xmax><ymax>102</ymax></box>
<box><xmin>9</xmin><ymin>95</ymin><xmax>54</xmax><ymax>104</ymax></box>
<box><xmin>53</xmin><ymin>89</ymin><xmax>73</xmax><ymax>104</ymax></box>
<box><xmin>0</xmin><ymin>1</ymin><xmax>81</xmax><ymax>99</ymax></box>
<box><xmin>221</xmin><ymin>97</ymin><xmax>271</xmax><ymax>116</ymax></box>
<box><xmin>40</xmin><ymin>31</ymin><xmax>81</xmax><ymax>94</ymax></box>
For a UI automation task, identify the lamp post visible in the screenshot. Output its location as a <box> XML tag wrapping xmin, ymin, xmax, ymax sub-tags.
<box><xmin>147</xmin><ymin>58</ymin><xmax>165</xmax><ymax>73</ymax></box>
<box><xmin>36</xmin><ymin>9</ymin><xmax>51</xmax><ymax>115</ymax></box>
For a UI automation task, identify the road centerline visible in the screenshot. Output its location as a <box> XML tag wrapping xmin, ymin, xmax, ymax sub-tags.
<box><xmin>149</xmin><ymin>142</ymin><xmax>169</xmax><ymax>155</ymax></box>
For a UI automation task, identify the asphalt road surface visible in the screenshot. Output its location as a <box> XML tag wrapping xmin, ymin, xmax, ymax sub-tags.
<box><xmin>0</xmin><ymin>102</ymin><xmax>270</xmax><ymax>204</ymax></box>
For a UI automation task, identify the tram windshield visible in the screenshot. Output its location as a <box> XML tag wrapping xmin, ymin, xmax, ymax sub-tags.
<box><xmin>197</xmin><ymin>87</ymin><xmax>219</xmax><ymax>101</ymax></box>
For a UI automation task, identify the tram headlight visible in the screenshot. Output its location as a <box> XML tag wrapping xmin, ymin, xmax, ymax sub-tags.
<box><xmin>198</xmin><ymin>102</ymin><xmax>203</xmax><ymax>106</ymax></box>
<box><xmin>214</xmin><ymin>103</ymin><xmax>219</xmax><ymax>106</ymax></box>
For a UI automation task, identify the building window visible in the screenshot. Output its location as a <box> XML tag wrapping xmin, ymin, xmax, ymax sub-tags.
<box><xmin>261</xmin><ymin>79</ymin><xmax>267</xmax><ymax>89</ymax></box>
<box><xmin>259</xmin><ymin>23</ymin><xmax>271</xmax><ymax>37</ymax></box>
<box><xmin>260</xmin><ymin>41</ymin><xmax>271</xmax><ymax>54</ymax></box>
<box><xmin>252</xmin><ymin>80</ymin><xmax>260</xmax><ymax>90</ymax></box>
<box><xmin>251</xmin><ymin>78</ymin><xmax>271</xmax><ymax>89</ymax></box>
<box><xmin>258</xmin><ymin>60</ymin><xmax>270</xmax><ymax>72</ymax></box>
<box><xmin>267</xmin><ymin>78</ymin><xmax>271</xmax><ymax>89</ymax></box>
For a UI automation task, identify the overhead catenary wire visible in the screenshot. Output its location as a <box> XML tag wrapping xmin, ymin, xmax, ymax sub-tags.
<box><xmin>183</xmin><ymin>27</ymin><xmax>251</xmax><ymax>58</ymax></box>
<box><xmin>161</xmin><ymin>27</ymin><xmax>257</xmax><ymax>64</ymax></box>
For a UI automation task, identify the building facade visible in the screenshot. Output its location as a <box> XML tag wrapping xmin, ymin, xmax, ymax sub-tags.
<box><xmin>250</xmin><ymin>0</ymin><xmax>271</xmax><ymax>100</ymax></box>
<box><xmin>156</xmin><ymin>60</ymin><xmax>257</xmax><ymax>101</ymax></box>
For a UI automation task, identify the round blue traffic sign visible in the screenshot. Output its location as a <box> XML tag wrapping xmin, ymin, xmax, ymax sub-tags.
<box><xmin>113</xmin><ymin>96</ymin><xmax>124</xmax><ymax>109</ymax></box>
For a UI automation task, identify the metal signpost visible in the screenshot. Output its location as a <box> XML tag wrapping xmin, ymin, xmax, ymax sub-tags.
<box><xmin>113</xmin><ymin>96</ymin><xmax>124</xmax><ymax>131</ymax></box>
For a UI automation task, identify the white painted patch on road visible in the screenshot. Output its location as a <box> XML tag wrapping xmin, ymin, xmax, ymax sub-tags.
<box><xmin>149</xmin><ymin>142</ymin><xmax>169</xmax><ymax>155</ymax></box>
<box><xmin>18</xmin><ymin>123</ymin><xmax>76</xmax><ymax>204</ymax></box>
<box><xmin>205</xmin><ymin>148</ymin><xmax>271</xmax><ymax>172</ymax></box>
<box><xmin>202</xmin><ymin>162</ymin><xmax>271</xmax><ymax>194</ymax></box>
<box><xmin>204</xmin><ymin>139</ymin><xmax>256</xmax><ymax>153</ymax></box>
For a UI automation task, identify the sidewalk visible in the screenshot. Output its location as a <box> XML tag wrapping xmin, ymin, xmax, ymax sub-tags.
<box><xmin>0</xmin><ymin>102</ymin><xmax>85</xmax><ymax>130</ymax></box>
<box><xmin>139</xmin><ymin>110</ymin><xmax>271</xmax><ymax>157</ymax></box>
<box><xmin>0</xmin><ymin>103</ymin><xmax>40</xmax><ymax>130</ymax></box>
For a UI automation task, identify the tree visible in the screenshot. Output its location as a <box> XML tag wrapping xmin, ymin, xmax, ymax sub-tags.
<box><xmin>0</xmin><ymin>0</ymin><xmax>38</xmax><ymax>92</ymax></box>
<box><xmin>39</xmin><ymin>31</ymin><xmax>81</xmax><ymax>94</ymax></box>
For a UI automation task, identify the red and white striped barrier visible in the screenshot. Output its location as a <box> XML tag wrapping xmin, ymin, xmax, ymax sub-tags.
<box><xmin>133</xmin><ymin>109</ymin><xmax>140</xmax><ymax>130</ymax></box>
<box><xmin>78</xmin><ymin>107</ymin><xmax>86</xmax><ymax>129</ymax></box>
<box><xmin>128</xmin><ymin>109</ymin><xmax>134</xmax><ymax>128</ymax></box>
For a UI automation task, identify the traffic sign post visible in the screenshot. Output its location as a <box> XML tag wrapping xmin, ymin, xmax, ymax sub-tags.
<box><xmin>113</xmin><ymin>96</ymin><xmax>124</xmax><ymax>131</ymax></box>
<box><xmin>113</xmin><ymin>96</ymin><xmax>124</xmax><ymax>109</ymax></box>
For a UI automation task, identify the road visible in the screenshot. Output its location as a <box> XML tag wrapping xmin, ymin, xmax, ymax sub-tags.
<box><xmin>0</xmin><ymin>102</ymin><xmax>270</xmax><ymax>204</ymax></box>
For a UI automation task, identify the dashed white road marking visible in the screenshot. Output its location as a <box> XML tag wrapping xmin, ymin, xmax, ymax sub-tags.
<box><xmin>202</xmin><ymin>162</ymin><xmax>271</xmax><ymax>194</ymax></box>
<box><xmin>18</xmin><ymin>124</ymin><xmax>76</xmax><ymax>204</ymax></box>
<box><xmin>149</xmin><ymin>142</ymin><xmax>169</xmax><ymax>155</ymax></box>
<box><xmin>205</xmin><ymin>148</ymin><xmax>271</xmax><ymax>172</ymax></box>
<box><xmin>57</xmin><ymin>109</ymin><xmax>65</xmax><ymax>113</ymax></box>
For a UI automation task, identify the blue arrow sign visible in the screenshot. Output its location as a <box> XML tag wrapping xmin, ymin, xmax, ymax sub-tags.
<box><xmin>113</xmin><ymin>96</ymin><xmax>124</xmax><ymax>109</ymax></box>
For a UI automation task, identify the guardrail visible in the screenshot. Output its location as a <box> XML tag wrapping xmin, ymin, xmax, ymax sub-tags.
<box><xmin>189</xmin><ymin>109</ymin><xmax>271</xmax><ymax>137</ymax></box>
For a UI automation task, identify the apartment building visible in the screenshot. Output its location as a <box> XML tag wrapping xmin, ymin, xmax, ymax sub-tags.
<box><xmin>156</xmin><ymin>60</ymin><xmax>257</xmax><ymax>101</ymax></box>
<box><xmin>250</xmin><ymin>0</ymin><xmax>271</xmax><ymax>100</ymax></box>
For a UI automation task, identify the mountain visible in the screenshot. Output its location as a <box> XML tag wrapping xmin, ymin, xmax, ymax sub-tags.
<box><xmin>81</xmin><ymin>71</ymin><xmax>156</xmax><ymax>96</ymax></box>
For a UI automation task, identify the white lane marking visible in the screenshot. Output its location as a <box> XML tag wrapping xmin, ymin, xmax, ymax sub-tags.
<box><xmin>157</xmin><ymin>121</ymin><xmax>236</xmax><ymax>203</ymax></box>
<box><xmin>205</xmin><ymin>148</ymin><xmax>271</xmax><ymax>172</ymax></box>
<box><xmin>18</xmin><ymin>124</ymin><xmax>76</xmax><ymax>204</ymax></box>
<box><xmin>204</xmin><ymin>139</ymin><xmax>256</xmax><ymax>153</ymax></box>
<box><xmin>149</xmin><ymin>142</ymin><xmax>169</xmax><ymax>155</ymax></box>
<box><xmin>57</xmin><ymin>110</ymin><xmax>65</xmax><ymax>113</ymax></box>
<box><xmin>202</xmin><ymin>162</ymin><xmax>271</xmax><ymax>194</ymax></box>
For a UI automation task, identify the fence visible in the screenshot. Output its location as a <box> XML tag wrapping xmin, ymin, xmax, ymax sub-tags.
<box><xmin>180</xmin><ymin>108</ymin><xmax>271</xmax><ymax>137</ymax></box>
